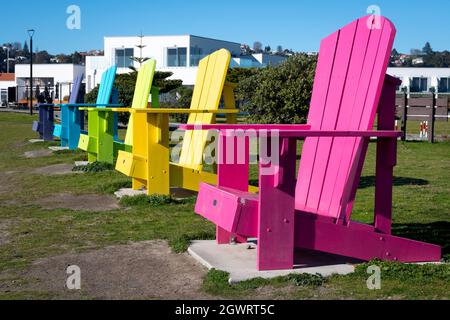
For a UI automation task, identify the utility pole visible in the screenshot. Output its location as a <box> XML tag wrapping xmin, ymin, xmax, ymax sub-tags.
<box><xmin>2</xmin><ymin>45</ymin><xmax>11</xmax><ymax>73</ymax></box>
<box><xmin>27</xmin><ymin>29</ymin><xmax>35</xmax><ymax>116</ymax></box>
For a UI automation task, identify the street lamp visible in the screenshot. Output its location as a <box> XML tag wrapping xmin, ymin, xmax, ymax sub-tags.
<box><xmin>2</xmin><ymin>45</ymin><xmax>11</xmax><ymax>73</ymax></box>
<box><xmin>27</xmin><ymin>29</ymin><xmax>35</xmax><ymax>116</ymax></box>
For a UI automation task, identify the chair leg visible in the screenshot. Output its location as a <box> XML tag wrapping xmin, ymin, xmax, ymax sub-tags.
<box><xmin>146</xmin><ymin>114</ymin><xmax>170</xmax><ymax>195</ymax></box>
<box><xmin>257</xmin><ymin>138</ymin><xmax>297</xmax><ymax>271</ymax></box>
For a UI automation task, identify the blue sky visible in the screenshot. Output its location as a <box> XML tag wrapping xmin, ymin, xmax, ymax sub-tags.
<box><xmin>1</xmin><ymin>0</ymin><xmax>449</xmax><ymax>54</ymax></box>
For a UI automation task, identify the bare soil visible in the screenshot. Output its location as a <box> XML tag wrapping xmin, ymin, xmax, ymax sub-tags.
<box><xmin>32</xmin><ymin>164</ymin><xmax>81</xmax><ymax>176</ymax></box>
<box><xmin>24</xmin><ymin>240</ymin><xmax>212</xmax><ymax>299</ymax></box>
<box><xmin>0</xmin><ymin>220</ymin><xmax>11</xmax><ymax>246</ymax></box>
<box><xmin>23</xmin><ymin>149</ymin><xmax>53</xmax><ymax>159</ymax></box>
<box><xmin>36</xmin><ymin>193</ymin><xmax>120</xmax><ymax>212</ymax></box>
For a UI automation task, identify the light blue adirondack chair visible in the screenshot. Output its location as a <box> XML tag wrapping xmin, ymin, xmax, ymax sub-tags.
<box><xmin>53</xmin><ymin>66</ymin><xmax>119</xmax><ymax>150</ymax></box>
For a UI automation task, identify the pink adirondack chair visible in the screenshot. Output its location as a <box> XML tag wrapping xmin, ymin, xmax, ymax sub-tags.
<box><xmin>180</xmin><ymin>15</ymin><xmax>442</xmax><ymax>271</ymax></box>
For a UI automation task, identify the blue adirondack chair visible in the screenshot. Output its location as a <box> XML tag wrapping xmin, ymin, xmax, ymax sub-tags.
<box><xmin>32</xmin><ymin>75</ymin><xmax>84</xmax><ymax>142</ymax></box>
<box><xmin>54</xmin><ymin>66</ymin><xmax>119</xmax><ymax>150</ymax></box>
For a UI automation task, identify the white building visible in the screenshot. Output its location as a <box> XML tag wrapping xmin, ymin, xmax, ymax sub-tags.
<box><xmin>85</xmin><ymin>35</ymin><xmax>287</xmax><ymax>91</ymax></box>
<box><xmin>388</xmin><ymin>67</ymin><xmax>450</xmax><ymax>93</ymax></box>
<box><xmin>0</xmin><ymin>73</ymin><xmax>15</xmax><ymax>106</ymax></box>
<box><xmin>14</xmin><ymin>64</ymin><xmax>84</xmax><ymax>102</ymax></box>
<box><xmin>230</xmin><ymin>53</ymin><xmax>287</xmax><ymax>68</ymax></box>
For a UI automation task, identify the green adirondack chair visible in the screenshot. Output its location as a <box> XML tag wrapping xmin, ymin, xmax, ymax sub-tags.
<box><xmin>79</xmin><ymin>59</ymin><xmax>158</xmax><ymax>164</ymax></box>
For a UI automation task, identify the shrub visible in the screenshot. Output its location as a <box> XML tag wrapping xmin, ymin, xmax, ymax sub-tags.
<box><xmin>119</xmin><ymin>194</ymin><xmax>195</xmax><ymax>207</ymax></box>
<box><xmin>237</xmin><ymin>54</ymin><xmax>317</xmax><ymax>124</ymax></box>
<box><xmin>287</xmin><ymin>273</ymin><xmax>326</xmax><ymax>287</ymax></box>
<box><xmin>72</xmin><ymin>161</ymin><xmax>114</xmax><ymax>173</ymax></box>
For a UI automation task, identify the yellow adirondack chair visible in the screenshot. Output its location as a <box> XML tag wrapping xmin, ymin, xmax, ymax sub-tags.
<box><xmin>111</xmin><ymin>49</ymin><xmax>247</xmax><ymax>195</ymax></box>
<box><xmin>78</xmin><ymin>60</ymin><xmax>158</xmax><ymax>164</ymax></box>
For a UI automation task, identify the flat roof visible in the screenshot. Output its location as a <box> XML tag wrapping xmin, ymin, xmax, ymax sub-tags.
<box><xmin>15</xmin><ymin>63</ymin><xmax>84</xmax><ymax>67</ymax></box>
<box><xmin>104</xmin><ymin>34</ymin><xmax>241</xmax><ymax>46</ymax></box>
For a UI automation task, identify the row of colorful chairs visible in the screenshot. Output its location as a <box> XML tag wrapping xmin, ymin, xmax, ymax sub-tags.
<box><xmin>32</xmin><ymin>15</ymin><xmax>441</xmax><ymax>271</ymax></box>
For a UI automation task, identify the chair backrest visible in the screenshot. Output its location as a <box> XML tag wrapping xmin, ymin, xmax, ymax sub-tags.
<box><xmin>68</xmin><ymin>74</ymin><xmax>84</xmax><ymax>104</ymax></box>
<box><xmin>295</xmin><ymin>15</ymin><xmax>396</xmax><ymax>222</ymax></box>
<box><xmin>124</xmin><ymin>59</ymin><xmax>157</xmax><ymax>146</ymax></box>
<box><xmin>178</xmin><ymin>49</ymin><xmax>231</xmax><ymax>170</ymax></box>
<box><xmin>96</xmin><ymin>66</ymin><xmax>117</xmax><ymax>105</ymax></box>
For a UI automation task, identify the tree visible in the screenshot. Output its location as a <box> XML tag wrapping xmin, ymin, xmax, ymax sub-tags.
<box><xmin>391</xmin><ymin>48</ymin><xmax>400</xmax><ymax>58</ymax></box>
<box><xmin>227</xmin><ymin>68</ymin><xmax>259</xmax><ymax>84</ymax></box>
<box><xmin>253</xmin><ymin>41</ymin><xmax>263</xmax><ymax>53</ymax></box>
<box><xmin>34</xmin><ymin>51</ymin><xmax>52</xmax><ymax>64</ymax></box>
<box><xmin>130</xmin><ymin>32</ymin><xmax>149</xmax><ymax>70</ymax></box>
<box><xmin>23</xmin><ymin>41</ymin><xmax>29</xmax><ymax>57</ymax></box>
<box><xmin>423</xmin><ymin>42</ymin><xmax>433</xmax><ymax>55</ymax></box>
<box><xmin>241</xmin><ymin>44</ymin><xmax>251</xmax><ymax>55</ymax></box>
<box><xmin>72</xmin><ymin>51</ymin><xmax>83</xmax><ymax>64</ymax></box>
<box><xmin>276</xmin><ymin>45</ymin><xmax>283</xmax><ymax>54</ymax></box>
<box><xmin>264</xmin><ymin>45</ymin><xmax>271</xmax><ymax>53</ymax></box>
<box><xmin>237</xmin><ymin>54</ymin><xmax>317</xmax><ymax>124</ymax></box>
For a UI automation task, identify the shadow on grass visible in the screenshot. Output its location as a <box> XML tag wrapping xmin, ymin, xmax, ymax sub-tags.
<box><xmin>392</xmin><ymin>221</ymin><xmax>450</xmax><ymax>255</ymax></box>
<box><xmin>359</xmin><ymin>176</ymin><xmax>429</xmax><ymax>189</ymax></box>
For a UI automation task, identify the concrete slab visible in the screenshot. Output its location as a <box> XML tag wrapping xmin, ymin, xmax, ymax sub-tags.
<box><xmin>28</xmin><ymin>139</ymin><xmax>44</xmax><ymax>144</ymax></box>
<box><xmin>74</xmin><ymin>161</ymin><xmax>90</xmax><ymax>167</ymax></box>
<box><xmin>114</xmin><ymin>187</ymin><xmax>197</xmax><ymax>200</ymax></box>
<box><xmin>114</xmin><ymin>188</ymin><xmax>147</xmax><ymax>199</ymax></box>
<box><xmin>48</xmin><ymin>146</ymin><xmax>69</xmax><ymax>152</ymax></box>
<box><xmin>188</xmin><ymin>240</ymin><xmax>359</xmax><ymax>283</ymax></box>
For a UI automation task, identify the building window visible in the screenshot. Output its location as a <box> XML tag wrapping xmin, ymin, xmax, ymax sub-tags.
<box><xmin>1</xmin><ymin>89</ymin><xmax>7</xmax><ymax>106</ymax></box>
<box><xmin>115</xmin><ymin>48</ymin><xmax>134</xmax><ymax>68</ymax></box>
<box><xmin>167</xmin><ymin>47</ymin><xmax>187</xmax><ymax>67</ymax></box>
<box><xmin>438</xmin><ymin>77</ymin><xmax>450</xmax><ymax>93</ymax></box>
<box><xmin>190</xmin><ymin>46</ymin><xmax>204</xmax><ymax>66</ymax></box>
<box><xmin>410</xmin><ymin>77</ymin><xmax>428</xmax><ymax>93</ymax></box>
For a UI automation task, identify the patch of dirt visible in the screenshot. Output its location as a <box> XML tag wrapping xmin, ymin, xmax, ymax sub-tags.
<box><xmin>0</xmin><ymin>173</ymin><xmax>18</xmax><ymax>195</ymax></box>
<box><xmin>36</xmin><ymin>193</ymin><xmax>120</xmax><ymax>212</ymax></box>
<box><xmin>32</xmin><ymin>164</ymin><xmax>81</xmax><ymax>176</ymax></box>
<box><xmin>23</xmin><ymin>149</ymin><xmax>53</xmax><ymax>159</ymax></box>
<box><xmin>0</xmin><ymin>220</ymin><xmax>11</xmax><ymax>245</ymax></box>
<box><xmin>25</xmin><ymin>240</ymin><xmax>213</xmax><ymax>299</ymax></box>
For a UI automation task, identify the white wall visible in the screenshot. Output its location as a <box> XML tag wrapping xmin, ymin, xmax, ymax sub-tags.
<box><xmin>15</xmin><ymin>64</ymin><xmax>84</xmax><ymax>100</ymax></box>
<box><xmin>387</xmin><ymin>67</ymin><xmax>450</xmax><ymax>92</ymax></box>
<box><xmin>86</xmin><ymin>35</ymin><xmax>242</xmax><ymax>90</ymax></box>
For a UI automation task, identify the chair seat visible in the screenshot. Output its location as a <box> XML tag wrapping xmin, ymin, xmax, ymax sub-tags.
<box><xmin>195</xmin><ymin>183</ymin><xmax>352</xmax><ymax>238</ymax></box>
<box><xmin>195</xmin><ymin>183</ymin><xmax>258</xmax><ymax>237</ymax></box>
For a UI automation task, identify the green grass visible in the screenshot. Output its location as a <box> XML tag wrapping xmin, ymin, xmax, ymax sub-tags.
<box><xmin>0</xmin><ymin>112</ymin><xmax>448</xmax><ymax>299</ymax></box>
<box><xmin>404</xmin><ymin>120</ymin><xmax>449</xmax><ymax>137</ymax></box>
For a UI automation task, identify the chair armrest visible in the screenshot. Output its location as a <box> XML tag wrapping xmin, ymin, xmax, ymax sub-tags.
<box><xmin>63</xmin><ymin>103</ymin><xmax>124</xmax><ymax>108</ymax></box>
<box><xmin>179</xmin><ymin>124</ymin><xmax>311</xmax><ymax>131</ymax></box>
<box><xmin>78</xmin><ymin>108</ymin><xmax>240</xmax><ymax>114</ymax></box>
<box><xmin>179</xmin><ymin>124</ymin><xmax>401</xmax><ymax>138</ymax></box>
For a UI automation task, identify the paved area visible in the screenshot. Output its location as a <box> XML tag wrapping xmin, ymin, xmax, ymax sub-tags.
<box><xmin>188</xmin><ymin>240</ymin><xmax>359</xmax><ymax>283</ymax></box>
